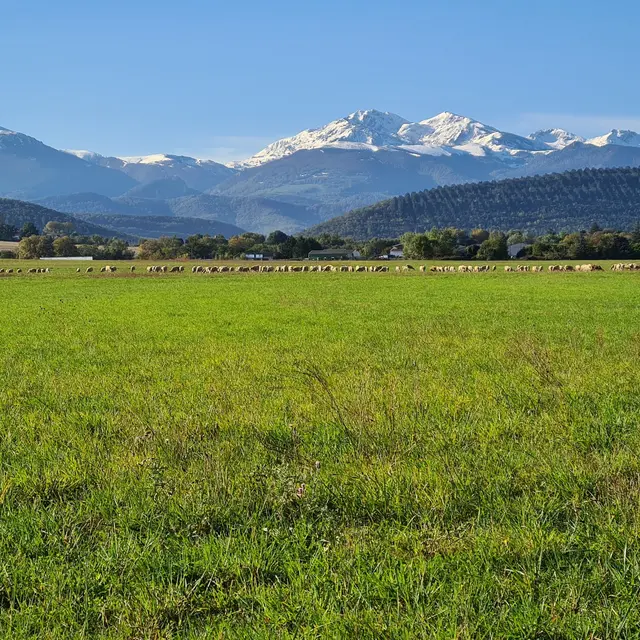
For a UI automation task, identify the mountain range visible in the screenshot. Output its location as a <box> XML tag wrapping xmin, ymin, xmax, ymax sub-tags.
<box><xmin>3</xmin><ymin>110</ymin><xmax>640</xmax><ymax>237</ymax></box>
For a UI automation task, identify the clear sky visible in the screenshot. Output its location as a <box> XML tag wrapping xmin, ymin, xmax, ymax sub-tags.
<box><xmin>3</xmin><ymin>0</ymin><xmax>640</xmax><ymax>162</ymax></box>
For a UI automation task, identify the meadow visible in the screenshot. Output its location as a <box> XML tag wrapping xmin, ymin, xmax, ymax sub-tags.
<box><xmin>1</xmin><ymin>260</ymin><xmax>640</xmax><ymax>638</ymax></box>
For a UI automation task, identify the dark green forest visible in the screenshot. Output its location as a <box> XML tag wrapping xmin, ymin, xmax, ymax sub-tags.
<box><xmin>0</xmin><ymin>199</ymin><xmax>128</xmax><ymax>240</ymax></box>
<box><xmin>307</xmin><ymin>168</ymin><xmax>640</xmax><ymax>239</ymax></box>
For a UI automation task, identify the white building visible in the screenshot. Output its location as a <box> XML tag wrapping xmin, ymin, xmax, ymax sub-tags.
<box><xmin>389</xmin><ymin>244</ymin><xmax>404</xmax><ymax>258</ymax></box>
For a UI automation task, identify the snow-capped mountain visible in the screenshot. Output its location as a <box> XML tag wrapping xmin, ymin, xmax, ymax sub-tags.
<box><xmin>0</xmin><ymin>127</ymin><xmax>136</xmax><ymax>198</ymax></box>
<box><xmin>527</xmin><ymin>129</ymin><xmax>584</xmax><ymax>150</ymax></box>
<box><xmin>236</xmin><ymin>110</ymin><xmax>410</xmax><ymax>167</ymax></box>
<box><xmin>236</xmin><ymin>110</ymin><xmax>560</xmax><ymax>167</ymax></box>
<box><xmin>586</xmin><ymin>129</ymin><xmax>640</xmax><ymax>148</ymax></box>
<box><xmin>65</xmin><ymin>150</ymin><xmax>236</xmax><ymax>191</ymax></box>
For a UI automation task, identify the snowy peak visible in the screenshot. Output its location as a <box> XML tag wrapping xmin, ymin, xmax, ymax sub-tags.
<box><xmin>0</xmin><ymin>126</ymin><xmax>39</xmax><ymax>147</ymax></box>
<box><xmin>528</xmin><ymin>129</ymin><xmax>584</xmax><ymax>150</ymax></box>
<box><xmin>587</xmin><ymin>129</ymin><xmax>640</xmax><ymax>148</ymax></box>
<box><xmin>240</xmin><ymin>109</ymin><xmax>555</xmax><ymax>167</ymax></box>
<box><xmin>65</xmin><ymin>149</ymin><xmax>106</xmax><ymax>162</ymax></box>
<box><xmin>117</xmin><ymin>154</ymin><xmax>223</xmax><ymax>168</ymax></box>
<box><xmin>238</xmin><ymin>109</ymin><xmax>411</xmax><ymax>168</ymax></box>
<box><xmin>0</xmin><ymin>127</ymin><xmax>15</xmax><ymax>148</ymax></box>
<box><xmin>409</xmin><ymin>111</ymin><xmax>499</xmax><ymax>147</ymax></box>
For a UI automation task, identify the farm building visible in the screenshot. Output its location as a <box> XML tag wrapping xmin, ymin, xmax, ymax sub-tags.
<box><xmin>389</xmin><ymin>244</ymin><xmax>404</xmax><ymax>258</ymax></box>
<box><xmin>308</xmin><ymin>249</ymin><xmax>358</xmax><ymax>261</ymax></box>
<box><xmin>244</xmin><ymin>251</ymin><xmax>273</xmax><ymax>260</ymax></box>
<box><xmin>508</xmin><ymin>242</ymin><xmax>530</xmax><ymax>258</ymax></box>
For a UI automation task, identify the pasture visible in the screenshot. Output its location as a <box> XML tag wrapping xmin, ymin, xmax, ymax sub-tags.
<box><xmin>1</xmin><ymin>260</ymin><xmax>640</xmax><ymax>637</ymax></box>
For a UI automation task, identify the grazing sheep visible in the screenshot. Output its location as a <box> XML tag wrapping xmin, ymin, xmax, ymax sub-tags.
<box><xmin>0</xmin><ymin>269</ymin><xmax>4</xmax><ymax>273</ymax></box>
<box><xmin>28</xmin><ymin>268</ymin><xmax>37</xmax><ymax>273</ymax></box>
<box><xmin>341</xmin><ymin>266</ymin><xmax>350</xmax><ymax>272</ymax></box>
<box><xmin>504</xmin><ymin>266</ymin><xmax>514</xmax><ymax>272</ymax></box>
<box><xmin>16</xmin><ymin>269</ymin><xmax>21</xmax><ymax>273</ymax></box>
<box><xmin>86</xmin><ymin>267</ymin><xmax>94</xmax><ymax>273</ymax></box>
<box><xmin>531</xmin><ymin>266</ymin><xmax>544</xmax><ymax>272</ymax></box>
<box><xmin>579</xmin><ymin>264</ymin><xmax>604</xmax><ymax>272</ymax></box>
<box><xmin>76</xmin><ymin>268</ymin><xmax>81</xmax><ymax>273</ymax></box>
<box><xmin>130</xmin><ymin>266</ymin><xmax>136</xmax><ymax>272</ymax></box>
<box><xmin>403</xmin><ymin>265</ymin><xmax>415</xmax><ymax>271</ymax></box>
<box><xmin>170</xmin><ymin>266</ymin><xmax>180</xmax><ymax>273</ymax></box>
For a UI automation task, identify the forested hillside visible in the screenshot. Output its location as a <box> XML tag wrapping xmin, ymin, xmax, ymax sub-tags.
<box><xmin>0</xmin><ymin>199</ymin><xmax>130</xmax><ymax>239</ymax></box>
<box><xmin>73</xmin><ymin>213</ymin><xmax>245</xmax><ymax>239</ymax></box>
<box><xmin>306</xmin><ymin>168</ymin><xmax>640</xmax><ymax>239</ymax></box>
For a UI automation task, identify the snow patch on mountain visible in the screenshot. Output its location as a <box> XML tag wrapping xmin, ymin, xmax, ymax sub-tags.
<box><xmin>528</xmin><ymin>129</ymin><xmax>584</xmax><ymax>150</ymax></box>
<box><xmin>65</xmin><ymin>149</ymin><xmax>106</xmax><ymax>161</ymax></box>
<box><xmin>117</xmin><ymin>154</ymin><xmax>226</xmax><ymax>168</ymax></box>
<box><xmin>587</xmin><ymin>129</ymin><xmax>640</xmax><ymax>148</ymax></box>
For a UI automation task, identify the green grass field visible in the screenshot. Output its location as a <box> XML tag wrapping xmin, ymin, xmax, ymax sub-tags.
<box><xmin>1</xmin><ymin>260</ymin><xmax>640</xmax><ymax>638</ymax></box>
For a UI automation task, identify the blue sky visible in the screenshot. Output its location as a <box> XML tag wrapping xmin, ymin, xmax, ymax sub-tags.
<box><xmin>3</xmin><ymin>0</ymin><xmax>640</xmax><ymax>162</ymax></box>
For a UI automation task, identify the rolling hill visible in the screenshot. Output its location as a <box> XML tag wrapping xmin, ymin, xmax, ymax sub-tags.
<box><xmin>35</xmin><ymin>191</ymin><xmax>320</xmax><ymax>235</ymax></box>
<box><xmin>0</xmin><ymin>199</ymin><xmax>133</xmax><ymax>240</ymax></box>
<box><xmin>306</xmin><ymin>167</ymin><xmax>640</xmax><ymax>239</ymax></box>
<box><xmin>71</xmin><ymin>213</ymin><xmax>245</xmax><ymax>239</ymax></box>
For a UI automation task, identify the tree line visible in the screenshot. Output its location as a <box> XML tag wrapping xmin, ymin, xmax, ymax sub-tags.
<box><xmin>400</xmin><ymin>224</ymin><xmax>640</xmax><ymax>260</ymax></box>
<box><xmin>4</xmin><ymin>218</ymin><xmax>640</xmax><ymax>262</ymax></box>
<box><xmin>0</xmin><ymin>220</ymin><xmax>134</xmax><ymax>260</ymax></box>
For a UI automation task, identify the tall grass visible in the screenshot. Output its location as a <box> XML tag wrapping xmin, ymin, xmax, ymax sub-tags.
<box><xmin>0</xmin><ymin>263</ymin><xmax>640</xmax><ymax>637</ymax></box>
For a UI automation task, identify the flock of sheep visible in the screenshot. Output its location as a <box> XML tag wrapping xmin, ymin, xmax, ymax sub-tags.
<box><xmin>1</xmin><ymin>262</ymin><xmax>639</xmax><ymax>277</ymax></box>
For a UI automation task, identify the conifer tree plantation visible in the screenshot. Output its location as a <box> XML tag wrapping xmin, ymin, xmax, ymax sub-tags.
<box><xmin>308</xmin><ymin>168</ymin><xmax>640</xmax><ymax>240</ymax></box>
<box><xmin>1</xmin><ymin>261</ymin><xmax>640</xmax><ymax>637</ymax></box>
